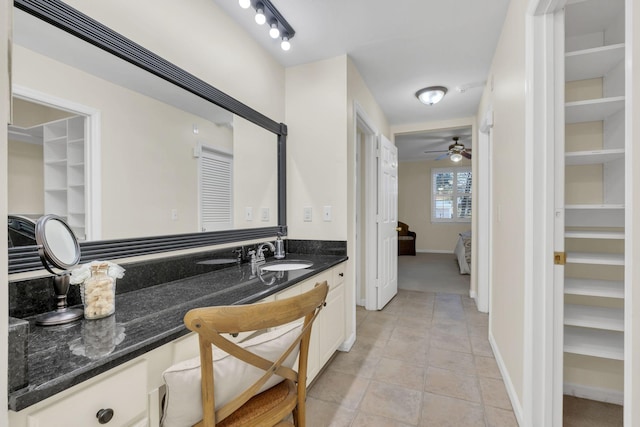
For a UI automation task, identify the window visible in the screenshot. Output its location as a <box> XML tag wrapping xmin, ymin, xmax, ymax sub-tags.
<box><xmin>199</xmin><ymin>146</ymin><xmax>233</xmax><ymax>231</ymax></box>
<box><xmin>432</xmin><ymin>167</ymin><xmax>472</xmax><ymax>222</ymax></box>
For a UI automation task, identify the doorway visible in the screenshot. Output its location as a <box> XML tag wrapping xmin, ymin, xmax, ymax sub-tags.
<box><xmin>8</xmin><ymin>86</ymin><xmax>101</xmax><ymax>241</ymax></box>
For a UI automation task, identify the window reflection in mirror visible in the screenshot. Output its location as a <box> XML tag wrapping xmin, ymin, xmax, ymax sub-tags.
<box><xmin>8</xmin><ymin>8</ymin><xmax>278</xmax><ymax>244</ymax></box>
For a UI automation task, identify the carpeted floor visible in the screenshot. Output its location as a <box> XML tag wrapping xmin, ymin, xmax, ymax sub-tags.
<box><xmin>398</xmin><ymin>252</ymin><xmax>470</xmax><ymax>295</ymax></box>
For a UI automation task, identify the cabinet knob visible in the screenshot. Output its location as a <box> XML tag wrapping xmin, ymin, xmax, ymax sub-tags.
<box><xmin>339</xmin><ymin>272</ymin><xmax>344</xmax><ymax>277</ymax></box>
<box><xmin>96</xmin><ymin>408</ymin><xmax>114</xmax><ymax>424</ymax></box>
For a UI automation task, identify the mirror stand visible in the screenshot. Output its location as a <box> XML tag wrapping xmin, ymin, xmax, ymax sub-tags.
<box><xmin>35</xmin><ymin>274</ymin><xmax>83</xmax><ymax>326</ymax></box>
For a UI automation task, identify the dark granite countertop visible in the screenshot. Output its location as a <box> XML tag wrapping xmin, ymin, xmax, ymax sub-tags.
<box><xmin>8</xmin><ymin>253</ymin><xmax>347</xmax><ymax>411</ymax></box>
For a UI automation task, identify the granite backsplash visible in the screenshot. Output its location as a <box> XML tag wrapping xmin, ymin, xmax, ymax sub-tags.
<box><xmin>8</xmin><ymin>239</ymin><xmax>347</xmax><ymax>319</ymax></box>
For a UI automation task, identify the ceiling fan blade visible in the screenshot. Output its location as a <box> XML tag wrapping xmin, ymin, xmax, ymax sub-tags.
<box><xmin>435</xmin><ymin>152</ymin><xmax>450</xmax><ymax>160</ymax></box>
<box><xmin>461</xmin><ymin>151</ymin><xmax>472</xmax><ymax>159</ymax></box>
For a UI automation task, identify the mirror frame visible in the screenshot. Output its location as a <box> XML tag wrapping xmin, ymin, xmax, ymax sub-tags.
<box><xmin>8</xmin><ymin>0</ymin><xmax>287</xmax><ymax>274</ymax></box>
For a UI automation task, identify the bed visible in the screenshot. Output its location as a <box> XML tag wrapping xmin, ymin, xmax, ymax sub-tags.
<box><xmin>454</xmin><ymin>230</ymin><xmax>472</xmax><ymax>274</ymax></box>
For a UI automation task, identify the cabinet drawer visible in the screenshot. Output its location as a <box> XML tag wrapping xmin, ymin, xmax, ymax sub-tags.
<box><xmin>27</xmin><ymin>362</ymin><xmax>147</xmax><ymax>427</ymax></box>
<box><xmin>333</xmin><ymin>263</ymin><xmax>346</xmax><ymax>287</ymax></box>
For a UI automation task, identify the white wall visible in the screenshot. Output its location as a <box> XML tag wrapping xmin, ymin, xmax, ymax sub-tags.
<box><xmin>7</xmin><ymin>140</ymin><xmax>43</xmax><ymax>215</ymax></box>
<box><xmin>476</xmin><ymin>0</ymin><xmax>527</xmax><ymax>411</ymax></box>
<box><xmin>285</xmin><ymin>56</ymin><xmax>348</xmax><ymax>241</ymax></box>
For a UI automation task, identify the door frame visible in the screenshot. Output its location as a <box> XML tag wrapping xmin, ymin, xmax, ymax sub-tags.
<box><xmin>11</xmin><ymin>84</ymin><xmax>102</xmax><ymax>240</ymax></box>
<box><xmin>354</xmin><ymin>102</ymin><xmax>381</xmax><ymax>311</ymax></box>
<box><xmin>477</xmin><ymin>106</ymin><xmax>493</xmax><ymax>314</ymax></box>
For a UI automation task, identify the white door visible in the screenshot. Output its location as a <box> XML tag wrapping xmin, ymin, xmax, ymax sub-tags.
<box><xmin>377</xmin><ymin>135</ymin><xmax>398</xmax><ymax>309</ymax></box>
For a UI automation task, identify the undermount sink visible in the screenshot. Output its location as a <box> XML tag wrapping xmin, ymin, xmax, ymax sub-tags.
<box><xmin>260</xmin><ymin>260</ymin><xmax>313</xmax><ymax>271</ymax></box>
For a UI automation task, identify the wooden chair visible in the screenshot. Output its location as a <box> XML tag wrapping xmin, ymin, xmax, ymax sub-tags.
<box><xmin>183</xmin><ymin>282</ymin><xmax>329</xmax><ymax>427</ymax></box>
<box><xmin>397</xmin><ymin>221</ymin><xmax>417</xmax><ymax>256</ymax></box>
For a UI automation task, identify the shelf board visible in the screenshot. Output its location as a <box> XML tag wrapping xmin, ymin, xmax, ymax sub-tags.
<box><xmin>44</xmin><ymin>159</ymin><xmax>67</xmax><ymax>166</ymax></box>
<box><xmin>565</xmin><ymin>148</ymin><xmax>624</xmax><ymax>165</ymax></box>
<box><xmin>565</xmin><ymin>96</ymin><xmax>625</xmax><ymax>123</ymax></box>
<box><xmin>566</xmin><ymin>252</ymin><xmax>624</xmax><ymax>265</ymax></box>
<box><xmin>565</xmin><ymin>304</ymin><xmax>624</xmax><ymax>331</ymax></box>
<box><xmin>69</xmin><ymin>184</ymin><xmax>85</xmax><ymax>189</ymax></box>
<box><xmin>565</xmin><ymin>204</ymin><xmax>624</xmax><ymax>210</ymax></box>
<box><xmin>67</xmin><ymin>138</ymin><xmax>84</xmax><ymax>144</ymax></box>
<box><xmin>44</xmin><ymin>188</ymin><xmax>67</xmax><ymax>193</ymax></box>
<box><xmin>565</xmin><ymin>278</ymin><xmax>624</xmax><ymax>299</ymax></box>
<box><xmin>565</xmin><ymin>230</ymin><xmax>624</xmax><ymax>239</ymax></box>
<box><xmin>564</xmin><ymin>326</ymin><xmax>624</xmax><ymax>360</ymax></box>
<box><xmin>565</xmin><ymin>44</ymin><xmax>625</xmax><ymax>81</ymax></box>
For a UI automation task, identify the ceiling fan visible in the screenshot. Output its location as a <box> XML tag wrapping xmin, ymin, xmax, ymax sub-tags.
<box><xmin>424</xmin><ymin>137</ymin><xmax>472</xmax><ymax>162</ymax></box>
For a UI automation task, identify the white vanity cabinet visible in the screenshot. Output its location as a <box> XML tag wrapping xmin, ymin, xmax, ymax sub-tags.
<box><xmin>8</xmin><ymin>262</ymin><xmax>347</xmax><ymax>427</ymax></box>
<box><xmin>8</xmin><ymin>361</ymin><xmax>149</xmax><ymax>427</ymax></box>
<box><xmin>273</xmin><ymin>263</ymin><xmax>346</xmax><ymax>383</ymax></box>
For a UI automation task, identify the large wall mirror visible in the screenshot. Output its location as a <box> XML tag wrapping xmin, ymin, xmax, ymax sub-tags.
<box><xmin>8</xmin><ymin>0</ymin><xmax>287</xmax><ymax>273</ymax></box>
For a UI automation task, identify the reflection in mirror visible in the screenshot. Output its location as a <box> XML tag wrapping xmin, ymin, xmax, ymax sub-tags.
<box><xmin>8</xmin><ymin>7</ymin><xmax>279</xmax><ymax>243</ymax></box>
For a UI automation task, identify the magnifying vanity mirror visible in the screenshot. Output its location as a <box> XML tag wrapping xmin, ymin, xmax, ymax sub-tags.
<box><xmin>34</xmin><ymin>214</ymin><xmax>83</xmax><ymax>326</ymax></box>
<box><xmin>8</xmin><ymin>0</ymin><xmax>287</xmax><ymax>273</ymax></box>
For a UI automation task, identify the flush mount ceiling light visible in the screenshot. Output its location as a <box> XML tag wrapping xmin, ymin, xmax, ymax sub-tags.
<box><xmin>415</xmin><ymin>86</ymin><xmax>448</xmax><ymax>105</ymax></box>
<box><xmin>239</xmin><ymin>0</ymin><xmax>296</xmax><ymax>51</ymax></box>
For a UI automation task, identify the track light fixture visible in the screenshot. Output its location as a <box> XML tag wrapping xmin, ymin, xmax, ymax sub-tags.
<box><xmin>269</xmin><ymin>19</ymin><xmax>280</xmax><ymax>38</ymax></box>
<box><xmin>239</xmin><ymin>0</ymin><xmax>296</xmax><ymax>51</ymax></box>
<box><xmin>254</xmin><ymin>2</ymin><xmax>266</xmax><ymax>25</ymax></box>
<box><xmin>281</xmin><ymin>33</ymin><xmax>291</xmax><ymax>51</ymax></box>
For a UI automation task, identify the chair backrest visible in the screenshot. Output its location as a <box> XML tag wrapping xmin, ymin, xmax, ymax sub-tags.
<box><xmin>397</xmin><ymin>221</ymin><xmax>409</xmax><ymax>235</ymax></box>
<box><xmin>184</xmin><ymin>281</ymin><xmax>329</xmax><ymax>427</ymax></box>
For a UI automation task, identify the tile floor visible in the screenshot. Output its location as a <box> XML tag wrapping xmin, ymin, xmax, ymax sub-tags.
<box><xmin>305</xmin><ymin>290</ymin><xmax>518</xmax><ymax>426</ymax></box>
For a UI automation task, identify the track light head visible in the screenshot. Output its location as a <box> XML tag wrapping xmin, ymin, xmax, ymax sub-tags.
<box><xmin>269</xmin><ymin>20</ymin><xmax>280</xmax><ymax>38</ymax></box>
<box><xmin>281</xmin><ymin>33</ymin><xmax>291</xmax><ymax>51</ymax></box>
<box><xmin>255</xmin><ymin>3</ymin><xmax>266</xmax><ymax>25</ymax></box>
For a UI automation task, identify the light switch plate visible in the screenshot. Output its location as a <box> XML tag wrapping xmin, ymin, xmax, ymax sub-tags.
<box><xmin>323</xmin><ymin>205</ymin><xmax>332</xmax><ymax>221</ymax></box>
<box><xmin>245</xmin><ymin>207</ymin><xmax>253</xmax><ymax>221</ymax></box>
<box><xmin>261</xmin><ymin>207</ymin><xmax>269</xmax><ymax>221</ymax></box>
<box><xmin>303</xmin><ymin>207</ymin><xmax>312</xmax><ymax>222</ymax></box>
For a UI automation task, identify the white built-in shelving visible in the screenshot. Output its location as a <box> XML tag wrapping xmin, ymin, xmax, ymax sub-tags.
<box><xmin>43</xmin><ymin>116</ymin><xmax>86</xmax><ymax>240</ymax></box>
<box><xmin>565</xmin><ymin>278</ymin><xmax>625</xmax><ymax>299</ymax></box>
<box><xmin>561</xmin><ymin>0</ymin><xmax>626</xmax><ymax>401</ymax></box>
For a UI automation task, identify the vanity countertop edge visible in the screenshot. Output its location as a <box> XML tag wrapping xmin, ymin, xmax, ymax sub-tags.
<box><xmin>8</xmin><ymin>253</ymin><xmax>348</xmax><ymax>412</ymax></box>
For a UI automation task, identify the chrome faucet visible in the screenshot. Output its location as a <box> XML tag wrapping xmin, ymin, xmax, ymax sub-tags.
<box><xmin>256</xmin><ymin>241</ymin><xmax>275</xmax><ymax>264</ymax></box>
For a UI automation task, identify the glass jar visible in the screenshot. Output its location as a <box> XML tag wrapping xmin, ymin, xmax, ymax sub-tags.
<box><xmin>81</xmin><ymin>262</ymin><xmax>116</xmax><ymax>319</ymax></box>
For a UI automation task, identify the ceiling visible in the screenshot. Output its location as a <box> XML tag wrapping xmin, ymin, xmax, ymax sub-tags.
<box><xmin>211</xmin><ymin>0</ymin><xmax>510</xmax><ymax>158</ymax></box>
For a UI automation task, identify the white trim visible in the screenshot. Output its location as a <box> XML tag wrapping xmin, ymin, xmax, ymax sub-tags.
<box><xmin>469</xmin><ymin>290</ymin><xmax>477</xmax><ymax>300</ymax></box>
<box><xmin>477</xmin><ymin>106</ymin><xmax>493</xmax><ymax>314</ymax></box>
<box><xmin>564</xmin><ymin>383</ymin><xmax>624</xmax><ymax>406</ymax></box>
<box><xmin>12</xmin><ymin>84</ymin><xmax>102</xmax><ymax>241</ymax></box>
<box><xmin>354</xmin><ymin>102</ymin><xmax>380</xmax><ymax>312</ymax></box>
<box><xmin>624</xmin><ymin>0</ymin><xmax>634</xmax><ymax>423</ymax></box>
<box><xmin>338</xmin><ymin>332</ymin><xmax>355</xmax><ymax>352</ymax></box>
<box><xmin>489</xmin><ymin>331</ymin><xmax>524</xmax><ymax>425</ymax></box>
<box><xmin>523</xmin><ymin>0</ymin><xmax>567</xmax><ymax>424</ymax></box>
<box><xmin>416</xmin><ymin>249</ymin><xmax>454</xmax><ymax>254</ymax></box>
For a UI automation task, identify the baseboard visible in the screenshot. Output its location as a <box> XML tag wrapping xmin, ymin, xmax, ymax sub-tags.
<box><xmin>357</xmin><ymin>299</ymin><xmax>366</xmax><ymax>307</ymax></box>
<box><xmin>489</xmin><ymin>332</ymin><xmax>524</xmax><ymax>425</ymax></box>
<box><xmin>416</xmin><ymin>249</ymin><xmax>454</xmax><ymax>254</ymax></box>
<box><xmin>469</xmin><ymin>290</ymin><xmax>477</xmax><ymax>300</ymax></box>
<box><xmin>338</xmin><ymin>331</ymin><xmax>355</xmax><ymax>352</ymax></box>
<box><xmin>563</xmin><ymin>382</ymin><xmax>624</xmax><ymax>405</ymax></box>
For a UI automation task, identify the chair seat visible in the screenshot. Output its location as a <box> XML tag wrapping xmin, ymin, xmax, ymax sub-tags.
<box><xmin>216</xmin><ymin>379</ymin><xmax>297</xmax><ymax>427</ymax></box>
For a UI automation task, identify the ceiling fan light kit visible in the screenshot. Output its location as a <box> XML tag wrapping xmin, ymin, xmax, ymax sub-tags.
<box><xmin>415</xmin><ymin>86</ymin><xmax>448</xmax><ymax>105</ymax></box>
<box><xmin>423</xmin><ymin>136</ymin><xmax>472</xmax><ymax>161</ymax></box>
